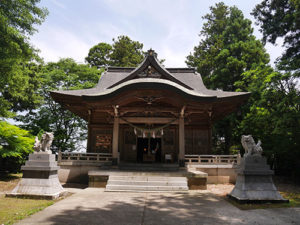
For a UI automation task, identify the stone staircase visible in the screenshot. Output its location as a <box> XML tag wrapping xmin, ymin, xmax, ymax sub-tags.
<box><xmin>105</xmin><ymin>175</ymin><xmax>188</xmax><ymax>192</ymax></box>
<box><xmin>118</xmin><ymin>163</ymin><xmax>179</xmax><ymax>172</ymax></box>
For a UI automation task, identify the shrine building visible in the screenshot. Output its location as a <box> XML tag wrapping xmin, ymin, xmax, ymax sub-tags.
<box><xmin>51</xmin><ymin>49</ymin><xmax>250</xmax><ymax>167</ymax></box>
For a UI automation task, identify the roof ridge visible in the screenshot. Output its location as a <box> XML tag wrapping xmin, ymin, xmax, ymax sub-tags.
<box><xmin>107</xmin><ymin>49</ymin><xmax>194</xmax><ymax>90</ymax></box>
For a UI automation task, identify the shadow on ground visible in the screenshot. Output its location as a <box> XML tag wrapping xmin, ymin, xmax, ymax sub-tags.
<box><xmin>40</xmin><ymin>192</ymin><xmax>242</xmax><ymax>225</ymax></box>
<box><xmin>62</xmin><ymin>183</ymin><xmax>88</xmax><ymax>189</ymax></box>
<box><xmin>0</xmin><ymin>172</ymin><xmax>21</xmax><ymax>182</ymax></box>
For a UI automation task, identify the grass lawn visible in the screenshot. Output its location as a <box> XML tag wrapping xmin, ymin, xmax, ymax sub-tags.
<box><xmin>0</xmin><ymin>194</ymin><xmax>54</xmax><ymax>225</ymax></box>
<box><xmin>0</xmin><ymin>173</ymin><xmax>22</xmax><ymax>192</ymax></box>
<box><xmin>0</xmin><ymin>173</ymin><xmax>56</xmax><ymax>225</ymax></box>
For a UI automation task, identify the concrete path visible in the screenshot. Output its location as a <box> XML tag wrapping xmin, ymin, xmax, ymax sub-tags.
<box><xmin>16</xmin><ymin>188</ymin><xmax>300</xmax><ymax>225</ymax></box>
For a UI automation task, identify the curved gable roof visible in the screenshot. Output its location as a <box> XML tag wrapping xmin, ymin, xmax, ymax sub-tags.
<box><xmin>107</xmin><ymin>49</ymin><xmax>193</xmax><ymax>90</ymax></box>
<box><xmin>51</xmin><ymin>49</ymin><xmax>250</xmax><ymax>100</ymax></box>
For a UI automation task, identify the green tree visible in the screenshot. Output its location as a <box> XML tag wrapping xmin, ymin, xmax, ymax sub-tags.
<box><xmin>17</xmin><ymin>59</ymin><xmax>102</xmax><ymax>152</ymax></box>
<box><xmin>0</xmin><ymin>0</ymin><xmax>48</xmax><ymax>117</ymax></box>
<box><xmin>236</xmin><ymin>66</ymin><xmax>300</xmax><ymax>178</ymax></box>
<box><xmin>243</xmin><ymin>0</ymin><xmax>300</xmax><ymax>178</ymax></box>
<box><xmin>186</xmin><ymin>2</ymin><xmax>269</xmax><ymax>91</ymax></box>
<box><xmin>110</xmin><ymin>35</ymin><xmax>144</xmax><ymax>67</ymax></box>
<box><xmin>85</xmin><ymin>43</ymin><xmax>112</xmax><ymax>68</ymax></box>
<box><xmin>252</xmin><ymin>0</ymin><xmax>300</xmax><ymax>74</ymax></box>
<box><xmin>186</xmin><ymin>2</ymin><xmax>270</xmax><ymax>153</ymax></box>
<box><xmin>0</xmin><ymin>121</ymin><xmax>35</xmax><ymax>172</ymax></box>
<box><xmin>86</xmin><ymin>35</ymin><xmax>144</xmax><ymax>68</ymax></box>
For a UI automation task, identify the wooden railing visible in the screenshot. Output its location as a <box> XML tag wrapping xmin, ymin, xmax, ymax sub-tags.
<box><xmin>58</xmin><ymin>152</ymin><xmax>112</xmax><ymax>163</ymax></box>
<box><xmin>58</xmin><ymin>152</ymin><xmax>239</xmax><ymax>165</ymax></box>
<box><xmin>185</xmin><ymin>154</ymin><xmax>240</xmax><ymax>164</ymax></box>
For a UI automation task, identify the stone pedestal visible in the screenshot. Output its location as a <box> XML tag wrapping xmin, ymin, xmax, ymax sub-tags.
<box><xmin>228</xmin><ymin>155</ymin><xmax>288</xmax><ymax>203</ymax></box>
<box><xmin>7</xmin><ymin>153</ymin><xmax>65</xmax><ymax>199</ymax></box>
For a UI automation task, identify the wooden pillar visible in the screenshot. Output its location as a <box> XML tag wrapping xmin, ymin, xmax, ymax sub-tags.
<box><xmin>207</xmin><ymin>109</ymin><xmax>212</xmax><ymax>154</ymax></box>
<box><xmin>87</xmin><ymin>109</ymin><xmax>92</xmax><ymax>152</ymax></box>
<box><xmin>112</xmin><ymin>116</ymin><xmax>119</xmax><ymax>165</ymax></box>
<box><xmin>178</xmin><ymin>107</ymin><xmax>185</xmax><ymax>167</ymax></box>
<box><xmin>112</xmin><ymin>106</ymin><xmax>119</xmax><ymax>165</ymax></box>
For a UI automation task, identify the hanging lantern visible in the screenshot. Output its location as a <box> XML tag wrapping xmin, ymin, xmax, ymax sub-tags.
<box><xmin>143</xmin><ymin>131</ymin><xmax>146</xmax><ymax>138</ymax></box>
<box><xmin>152</xmin><ymin>131</ymin><xmax>155</xmax><ymax>138</ymax></box>
<box><xmin>161</xmin><ymin>129</ymin><xmax>164</xmax><ymax>136</ymax></box>
<box><xmin>134</xmin><ymin>128</ymin><xmax>137</xmax><ymax>135</ymax></box>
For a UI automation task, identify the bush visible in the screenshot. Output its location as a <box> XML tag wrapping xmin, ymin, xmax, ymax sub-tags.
<box><xmin>0</xmin><ymin>121</ymin><xmax>34</xmax><ymax>172</ymax></box>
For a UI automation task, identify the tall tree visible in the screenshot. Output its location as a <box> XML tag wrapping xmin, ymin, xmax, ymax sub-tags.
<box><xmin>252</xmin><ymin>0</ymin><xmax>300</xmax><ymax>74</ymax></box>
<box><xmin>85</xmin><ymin>43</ymin><xmax>112</xmax><ymax>68</ymax></box>
<box><xmin>110</xmin><ymin>35</ymin><xmax>144</xmax><ymax>67</ymax></box>
<box><xmin>186</xmin><ymin>2</ymin><xmax>269</xmax><ymax>91</ymax></box>
<box><xmin>86</xmin><ymin>35</ymin><xmax>144</xmax><ymax>68</ymax></box>
<box><xmin>186</xmin><ymin>2</ymin><xmax>270</xmax><ymax>153</ymax></box>
<box><xmin>248</xmin><ymin>0</ymin><xmax>300</xmax><ymax>178</ymax></box>
<box><xmin>0</xmin><ymin>0</ymin><xmax>48</xmax><ymax>117</ymax></box>
<box><xmin>17</xmin><ymin>59</ymin><xmax>102</xmax><ymax>152</ymax></box>
<box><xmin>236</xmin><ymin>66</ymin><xmax>300</xmax><ymax>178</ymax></box>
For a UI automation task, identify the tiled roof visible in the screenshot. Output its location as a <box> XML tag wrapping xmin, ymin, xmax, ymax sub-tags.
<box><xmin>51</xmin><ymin>49</ymin><xmax>250</xmax><ymax>99</ymax></box>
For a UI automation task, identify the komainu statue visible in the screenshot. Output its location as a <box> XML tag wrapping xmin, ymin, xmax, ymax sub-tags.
<box><xmin>33</xmin><ymin>132</ymin><xmax>54</xmax><ymax>153</ymax></box>
<box><xmin>241</xmin><ymin>135</ymin><xmax>263</xmax><ymax>157</ymax></box>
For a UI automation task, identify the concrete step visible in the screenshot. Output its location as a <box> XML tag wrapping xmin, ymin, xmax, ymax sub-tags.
<box><xmin>105</xmin><ymin>175</ymin><xmax>188</xmax><ymax>192</ymax></box>
<box><xmin>118</xmin><ymin>163</ymin><xmax>179</xmax><ymax>172</ymax></box>
<box><xmin>107</xmin><ymin>180</ymin><xmax>187</xmax><ymax>186</ymax></box>
<box><xmin>108</xmin><ymin>176</ymin><xmax>186</xmax><ymax>182</ymax></box>
<box><xmin>118</xmin><ymin>167</ymin><xmax>179</xmax><ymax>172</ymax></box>
<box><xmin>106</xmin><ymin>185</ymin><xmax>188</xmax><ymax>192</ymax></box>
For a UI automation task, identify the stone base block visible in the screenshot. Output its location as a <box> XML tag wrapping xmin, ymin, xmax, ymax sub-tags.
<box><xmin>207</xmin><ymin>176</ymin><xmax>230</xmax><ymax>184</ymax></box>
<box><xmin>8</xmin><ymin>177</ymin><xmax>65</xmax><ymax>200</ymax></box>
<box><xmin>187</xmin><ymin>177</ymin><xmax>207</xmax><ymax>190</ymax></box>
<box><xmin>227</xmin><ymin>194</ymin><xmax>289</xmax><ymax>204</ymax></box>
<box><xmin>8</xmin><ymin>153</ymin><xmax>65</xmax><ymax>200</ymax></box>
<box><xmin>228</xmin><ymin>155</ymin><xmax>288</xmax><ymax>203</ymax></box>
<box><xmin>6</xmin><ymin>190</ymin><xmax>67</xmax><ymax>200</ymax></box>
<box><xmin>186</xmin><ymin>170</ymin><xmax>208</xmax><ymax>190</ymax></box>
<box><xmin>89</xmin><ymin>175</ymin><xmax>109</xmax><ymax>187</ymax></box>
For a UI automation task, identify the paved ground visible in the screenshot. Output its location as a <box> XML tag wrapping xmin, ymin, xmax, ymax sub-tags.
<box><xmin>16</xmin><ymin>188</ymin><xmax>300</xmax><ymax>225</ymax></box>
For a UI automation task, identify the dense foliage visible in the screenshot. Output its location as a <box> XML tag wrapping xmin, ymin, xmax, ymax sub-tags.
<box><xmin>17</xmin><ymin>59</ymin><xmax>102</xmax><ymax>152</ymax></box>
<box><xmin>186</xmin><ymin>2</ymin><xmax>269</xmax><ymax>91</ymax></box>
<box><xmin>252</xmin><ymin>0</ymin><xmax>300</xmax><ymax>74</ymax></box>
<box><xmin>86</xmin><ymin>35</ymin><xmax>144</xmax><ymax>68</ymax></box>
<box><xmin>187</xmin><ymin>1</ymin><xmax>300</xmax><ymax>178</ymax></box>
<box><xmin>236</xmin><ymin>66</ymin><xmax>300</xmax><ymax>177</ymax></box>
<box><xmin>0</xmin><ymin>121</ymin><xmax>34</xmax><ymax>172</ymax></box>
<box><xmin>186</xmin><ymin>2</ymin><xmax>270</xmax><ymax>153</ymax></box>
<box><xmin>0</xmin><ymin>0</ymin><xmax>47</xmax><ymax>171</ymax></box>
<box><xmin>251</xmin><ymin>0</ymin><xmax>300</xmax><ymax>177</ymax></box>
<box><xmin>0</xmin><ymin>0</ymin><xmax>48</xmax><ymax>117</ymax></box>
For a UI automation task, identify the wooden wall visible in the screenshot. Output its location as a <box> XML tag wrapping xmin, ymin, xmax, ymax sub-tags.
<box><xmin>87</xmin><ymin>124</ymin><xmax>212</xmax><ymax>159</ymax></box>
<box><xmin>88</xmin><ymin>125</ymin><xmax>113</xmax><ymax>153</ymax></box>
<box><xmin>184</xmin><ymin>126</ymin><xmax>211</xmax><ymax>155</ymax></box>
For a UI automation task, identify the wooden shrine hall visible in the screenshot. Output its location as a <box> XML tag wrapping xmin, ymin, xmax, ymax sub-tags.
<box><xmin>51</xmin><ymin>49</ymin><xmax>250</xmax><ymax>166</ymax></box>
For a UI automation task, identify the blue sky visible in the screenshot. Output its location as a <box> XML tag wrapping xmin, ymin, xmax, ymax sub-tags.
<box><xmin>31</xmin><ymin>0</ymin><xmax>284</xmax><ymax>67</ymax></box>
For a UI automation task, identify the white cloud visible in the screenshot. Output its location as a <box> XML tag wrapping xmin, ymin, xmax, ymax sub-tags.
<box><xmin>51</xmin><ymin>0</ymin><xmax>65</xmax><ymax>9</ymax></box>
<box><xmin>31</xmin><ymin>26</ymin><xmax>91</xmax><ymax>63</ymax></box>
<box><xmin>31</xmin><ymin>0</ymin><xmax>284</xmax><ymax>67</ymax></box>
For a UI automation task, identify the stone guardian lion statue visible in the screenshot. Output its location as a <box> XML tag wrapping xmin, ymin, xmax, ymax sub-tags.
<box><xmin>33</xmin><ymin>132</ymin><xmax>54</xmax><ymax>154</ymax></box>
<box><xmin>241</xmin><ymin>135</ymin><xmax>263</xmax><ymax>157</ymax></box>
